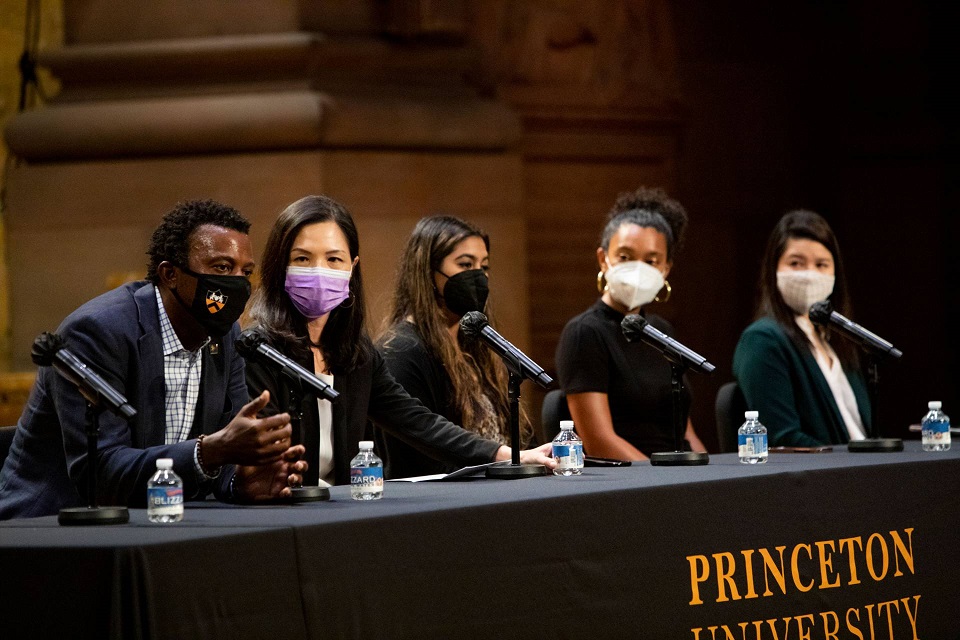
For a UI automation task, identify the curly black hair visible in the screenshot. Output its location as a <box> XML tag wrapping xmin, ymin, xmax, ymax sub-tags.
<box><xmin>146</xmin><ymin>199</ymin><xmax>251</xmax><ymax>283</ymax></box>
<box><xmin>600</xmin><ymin>186</ymin><xmax>689</xmax><ymax>260</ymax></box>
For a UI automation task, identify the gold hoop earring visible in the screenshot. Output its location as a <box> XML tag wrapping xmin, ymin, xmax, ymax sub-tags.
<box><xmin>654</xmin><ymin>279</ymin><xmax>672</xmax><ymax>303</ymax></box>
<box><xmin>596</xmin><ymin>271</ymin><xmax>607</xmax><ymax>294</ymax></box>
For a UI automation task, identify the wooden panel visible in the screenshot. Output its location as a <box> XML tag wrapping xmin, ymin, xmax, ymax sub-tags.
<box><xmin>4</xmin><ymin>151</ymin><xmax>324</xmax><ymax>369</ymax></box>
<box><xmin>524</xmin><ymin>157</ymin><xmax>676</xmax><ymax>374</ymax></box>
<box><xmin>321</xmin><ymin>151</ymin><xmax>528</xmax><ymax>350</ymax></box>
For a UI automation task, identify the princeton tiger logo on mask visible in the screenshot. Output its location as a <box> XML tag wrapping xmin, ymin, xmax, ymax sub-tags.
<box><xmin>205</xmin><ymin>290</ymin><xmax>227</xmax><ymax>314</ymax></box>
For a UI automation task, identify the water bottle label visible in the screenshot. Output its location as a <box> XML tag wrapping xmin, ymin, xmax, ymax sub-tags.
<box><xmin>922</xmin><ymin>420</ymin><xmax>951</xmax><ymax>444</ymax></box>
<box><xmin>553</xmin><ymin>443</ymin><xmax>584</xmax><ymax>470</ymax></box>
<box><xmin>738</xmin><ymin>436</ymin><xmax>754</xmax><ymax>458</ymax></box>
<box><xmin>148</xmin><ymin>486</ymin><xmax>183</xmax><ymax>516</ymax></box>
<box><xmin>350</xmin><ymin>467</ymin><xmax>384</xmax><ymax>494</ymax></box>
<box><xmin>738</xmin><ymin>434</ymin><xmax>768</xmax><ymax>455</ymax></box>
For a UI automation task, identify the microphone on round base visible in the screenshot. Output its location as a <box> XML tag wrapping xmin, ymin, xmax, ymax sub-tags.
<box><xmin>58</xmin><ymin>506</ymin><xmax>129</xmax><ymax>526</ymax></box>
<box><xmin>649</xmin><ymin>451</ymin><xmax>710</xmax><ymax>466</ymax></box>
<box><xmin>485</xmin><ymin>462</ymin><xmax>547</xmax><ymax>479</ymax></box>
<box><xmin>460</xmin><ymin>312</ymin><xmax>549</xmax><ymax>479</ymax></box>
<box><xmin>288</xmin><ymin>486</ymin><xmax>330</xmax><ymax>502</ymax></box>
<box><xmin>621</xmin><ymin>315</ymin><xmax>712</xmax><ymax>467</ymax></box>
<box><xmin>846</xmin><ymin>439</ymin><xmax>904</xmax><ymax>453</ymax></box>
<box><xmin>808</xmin><ymin>302</ymin><xmax>903</xmax><ymax>452</ymax></box>
<box><xmin>33</xmin><ymin>332</ymin><xmax>134</xmax><ymax>526</ymax></box>
<box><xmin>236</xmin><ymin>329</ymin><xmax>338</xmax><ymax>501</ymax></box>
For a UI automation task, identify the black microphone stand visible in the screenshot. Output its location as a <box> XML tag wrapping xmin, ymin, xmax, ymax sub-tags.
<box><xmin>281</xmin><ymin>366</ymin><xmax>330</xmax><ymax>501</ymax></box>
<box><xmin>847</xmin><ymin>355</ymin><xmax>903</xmax><ymax>453</ymax></box>
<box><xmin>58</xmin><ymin>402</ymin><xmax>130</xmax><ymax>525</ymax></box>
<box><xmin>649</xmin><ymin>362</ymin><xmax>709</xmax><ymax>466</ymax></box>
<box><xmin>486</xmin><ymin>353</ymin><xmax>546</xmax><ymax>479</ymax></box>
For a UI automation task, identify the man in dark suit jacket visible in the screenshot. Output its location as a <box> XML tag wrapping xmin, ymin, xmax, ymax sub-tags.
<box><xmin>0</xmin><ymin>200</ymin><xmax>305</xmax><ymax>519</ymax></box>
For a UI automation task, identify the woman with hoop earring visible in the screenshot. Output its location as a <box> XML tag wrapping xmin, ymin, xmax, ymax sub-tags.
<box><xmin>555</xmin><ymin>187</ymin><xmax>707</xmax><ymax>461</ymax></box>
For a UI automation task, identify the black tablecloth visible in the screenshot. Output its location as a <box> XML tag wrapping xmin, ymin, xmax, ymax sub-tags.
<box><xmin>2</xmin><ymin>442</ymin><xmax>958</xmax><ymax>639</ymax></box>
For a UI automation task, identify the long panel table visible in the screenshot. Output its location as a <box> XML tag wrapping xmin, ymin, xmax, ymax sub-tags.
<box><xmin>1</xmin><ymin>442</ymin><xmax>958</xmax><ymax>639</ymax></box>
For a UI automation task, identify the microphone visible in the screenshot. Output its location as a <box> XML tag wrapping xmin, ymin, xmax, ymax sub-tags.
<box><xmin>32</xmin><ymin>332</ymin><xmax>137</xmax><ymax>419</ymax></box>
<box><xmin>808</xmin><ymin>301</ymin><xmax>902</xmax><ymax>359</ymax></box>
<box><xmin>620</xmin><ymin>315</ymin><xmax>715</xmax><ymax>374</ymax></box>
<box><xmin>235</xmin><ymin>329</ymin><xmax>340</xmax><ymax>401</ymax></box>
<box><xmin>459</xmin><ymin>312</ymin><xmax>553</xmax><ymax>388</ymax></box>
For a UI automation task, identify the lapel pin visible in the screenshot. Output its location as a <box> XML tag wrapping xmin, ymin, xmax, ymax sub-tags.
<box><xmin>209</xmin><ymin>343</ymin><xmax>220</xmax><ymax>355</ymax></box>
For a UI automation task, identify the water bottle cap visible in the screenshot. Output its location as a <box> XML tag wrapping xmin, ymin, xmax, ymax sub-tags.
<box><xmin>156</xmin><ymin>458</ymin><xmax>173</xmax><ymax>470</ymax></box>
<box><xmin>559</xmin><ymin>420</ymin><xmax>574</xmax><ymax>430</ymax></box>
<box><xmin>358</xmin><ymin>441</ymin><xmax>374</xmax><ymax>450</ymax></box>
<box><xmin>744</xmin><ymin>411</ymin><xmax>759</xmax><ymax>420</ymax></box>
<box><xmin>928</xmin><ymin>401</ymin><xmax>942</xmax><ymax>410</ymax></box>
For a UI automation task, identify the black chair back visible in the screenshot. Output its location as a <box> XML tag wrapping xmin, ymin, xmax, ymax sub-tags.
<box><xmin>540</xmin><ymin>389</ymin><xmax>571</xmax><ymax>443</ymax></box>
<box><xmin>0</xmin><ymin>425</ymin><xmax>16</xmax><ymax>468</ymax></box>
<box><xmin>715</xmin><ymin>382</ymin><xmax>748</xmax><ymax>453</ymax></box>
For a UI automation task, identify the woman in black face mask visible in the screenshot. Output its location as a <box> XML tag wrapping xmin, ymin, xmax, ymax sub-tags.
<box><xmin>377</xmin><ymin>215</ymin><xmax>533</xmax><ymax>478</ymax></box>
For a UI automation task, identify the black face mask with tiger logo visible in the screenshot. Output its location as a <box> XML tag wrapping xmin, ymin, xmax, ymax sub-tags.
<box><xmin>174</xmin><ymin>267</ymin><xmax>251</xmax><ymax>339</ymax></box>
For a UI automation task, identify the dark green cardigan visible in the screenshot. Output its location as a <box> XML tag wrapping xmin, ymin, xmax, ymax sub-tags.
<box><xmin>732</xmin><ymin>317</ymin><xmax>872</xmax><ymax>447</ymax></box>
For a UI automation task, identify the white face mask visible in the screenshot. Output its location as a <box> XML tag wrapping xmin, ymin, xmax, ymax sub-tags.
<box><xmin>776</xmin><ymin>270</ymin><xmax>835</xmax><ymax>315</ymax></box>
<box><xmin>604</xmin><ymin>259</ymin><xmax>665</xmax><ymax>310</ymax></box>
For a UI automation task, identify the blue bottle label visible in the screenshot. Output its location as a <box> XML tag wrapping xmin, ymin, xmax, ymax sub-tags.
<box><xmin>553</xmin><ymin>442</ymin><xmax>583</xmax><ymax>469</ymax></box>
<box><xmin>738</xmin><ymin>434</ymin><xmax>767</xmax><ymax>456</ymax></box>
<box><xmin>923</xmin><ymin>419</ymin><xmax>949</xmax><ymax>434</ymax></box>
<box><xmin>922</xmin><ymin>419</ymin><xmax>951</xmax><ymax>446</ymax></box>
<box><xmin>350</xmin><ymin>467</ymin><xmax>383</xmax><ymax>494</ymax></box>
<box><xmin>148</xmin><ymin>486</ymin><xmax>183</xmax><ymax>516</ymax></box>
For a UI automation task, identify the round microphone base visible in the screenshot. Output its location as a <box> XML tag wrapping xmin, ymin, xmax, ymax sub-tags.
<box><xmin>58</xmin><ymin>506</ymin><xmax>130</xmax><ymax>526</ymax></box>
<box><xmin>650</xmin><ymin>451</ymin><xmax>710</xmax><ymax>466</ymax></box>
<box><xmin>847</xmin><ymin>438</ymin><xmax>903</xmax><ymax>453</ymax></box>
<box><xmin>486</xmin><ymin>463</ymin><xmax>547</xmax><ymax>479</ymax></box>
<box><xmin>289</xmin><ymin>486</ymin><xmax>331</xmax><ymax>502</ymax></box>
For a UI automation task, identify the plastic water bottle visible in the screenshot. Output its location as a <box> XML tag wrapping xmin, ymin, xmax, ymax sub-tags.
<box><xmin>350</xmin><ymin>441</ymin><xmax>384</xmax><ymax>500</ymax></box>
<box><xmin>552</xmin><ymin>420</ymin><xmax>584</xmax><ymax>476</ymax></box>
<box><xmin>148</xmin><ymin>458</ymin><xmax>183</xmax><ymax>523</ymax></box>
<box><xmin>921</xmin><ymin>401</ymin><xmax>951</xmax><ymax>452</ymax></box>
<box><xmin>738</xmin><ymin>411</ymin><xmax>768</xmax><ymax>464</ymax></box>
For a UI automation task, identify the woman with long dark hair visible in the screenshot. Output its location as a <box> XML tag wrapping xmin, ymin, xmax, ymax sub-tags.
<box><xmin>245</xmin><ymin>196</ymin><xmax>553</xmax><ymax>486</ymax></box>
<box><xmin>377</xmin><ymin>216</ymin><xmax>532</xmax><ymax>478</ymax></box>
<box><xmin>733</xmin><ymin>210</ymin><xmax>870</xmax><ymax>446</ymax></box>
<box><xmin>555</xmin><ymin>187</ymin><xmax>707</xmax><ymax>460</ymax></box>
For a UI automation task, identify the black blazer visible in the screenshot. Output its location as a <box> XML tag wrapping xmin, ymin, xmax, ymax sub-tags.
<box><xmin>0</xmin><ymin>281</ymin><xmax>243</xmax><ymax>519</ymax></box>
<box><xmin>245</xmin><ymin>340</ymin><xmax>501</xmax><ymax>485</ymax></box>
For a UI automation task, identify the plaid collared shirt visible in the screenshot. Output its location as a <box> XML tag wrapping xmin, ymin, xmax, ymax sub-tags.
<box><xmin>155</xmin><ymin>287</ymin><xmax>210</xmax><ymax>446</ymax></box>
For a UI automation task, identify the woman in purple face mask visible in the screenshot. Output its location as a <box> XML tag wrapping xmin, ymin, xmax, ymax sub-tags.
<box><xmin>245</xmin><ymin>196</ymin><xmax>555</xmax><ymax>487</ymax></box>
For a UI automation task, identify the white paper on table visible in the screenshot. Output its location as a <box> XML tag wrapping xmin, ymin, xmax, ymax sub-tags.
<box><xmin>386</xmin><ymin>461</ymin><xmax>509</xmax><ymax>482</ymax></box>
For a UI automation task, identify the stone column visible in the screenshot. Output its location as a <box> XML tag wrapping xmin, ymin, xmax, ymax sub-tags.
<box><xmin>3</xmin><ymin>0</ymin><xmax>526</xmax><ymax>369</ymax></box>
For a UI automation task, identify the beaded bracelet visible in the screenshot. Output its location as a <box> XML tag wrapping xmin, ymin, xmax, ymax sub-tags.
<box><xmin>196</xmin><ymin>434</ymin><xmax>221</xmax><ymax>478</ymax></box>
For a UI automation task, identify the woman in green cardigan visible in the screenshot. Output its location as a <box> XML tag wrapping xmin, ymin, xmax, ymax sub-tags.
<box><xmin>733</xmin><ymin>210</ymin><xmax>871</xmax><ymax>446</ymax></box>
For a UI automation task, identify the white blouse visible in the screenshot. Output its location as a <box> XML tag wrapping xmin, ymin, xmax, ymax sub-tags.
<box><xmin>796</xmin><ymin>316</ymin><xmax>866</xmax><ymax>441</ymax></box>
<box><xmin>315</xmin><ymin>372</ymin><xmax>335</xmax><ymax>487</ymax></box>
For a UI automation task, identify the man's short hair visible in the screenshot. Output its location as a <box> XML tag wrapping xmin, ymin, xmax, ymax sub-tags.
<box><xmin>146</xmin><ymin>200</ymin><xmax>251</xmax><ymax>283</ymax></box>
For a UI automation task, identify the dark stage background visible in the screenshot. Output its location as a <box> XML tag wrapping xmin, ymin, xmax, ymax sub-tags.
<box><xmin>650</xmin><ymin>0</ymin><xmax>958</xmax><ymax>450</ymax></box>
<box><xmin>2</xmin><ymin>1</ymin><xmax>956</xmax><ymax>449</ymax></box>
